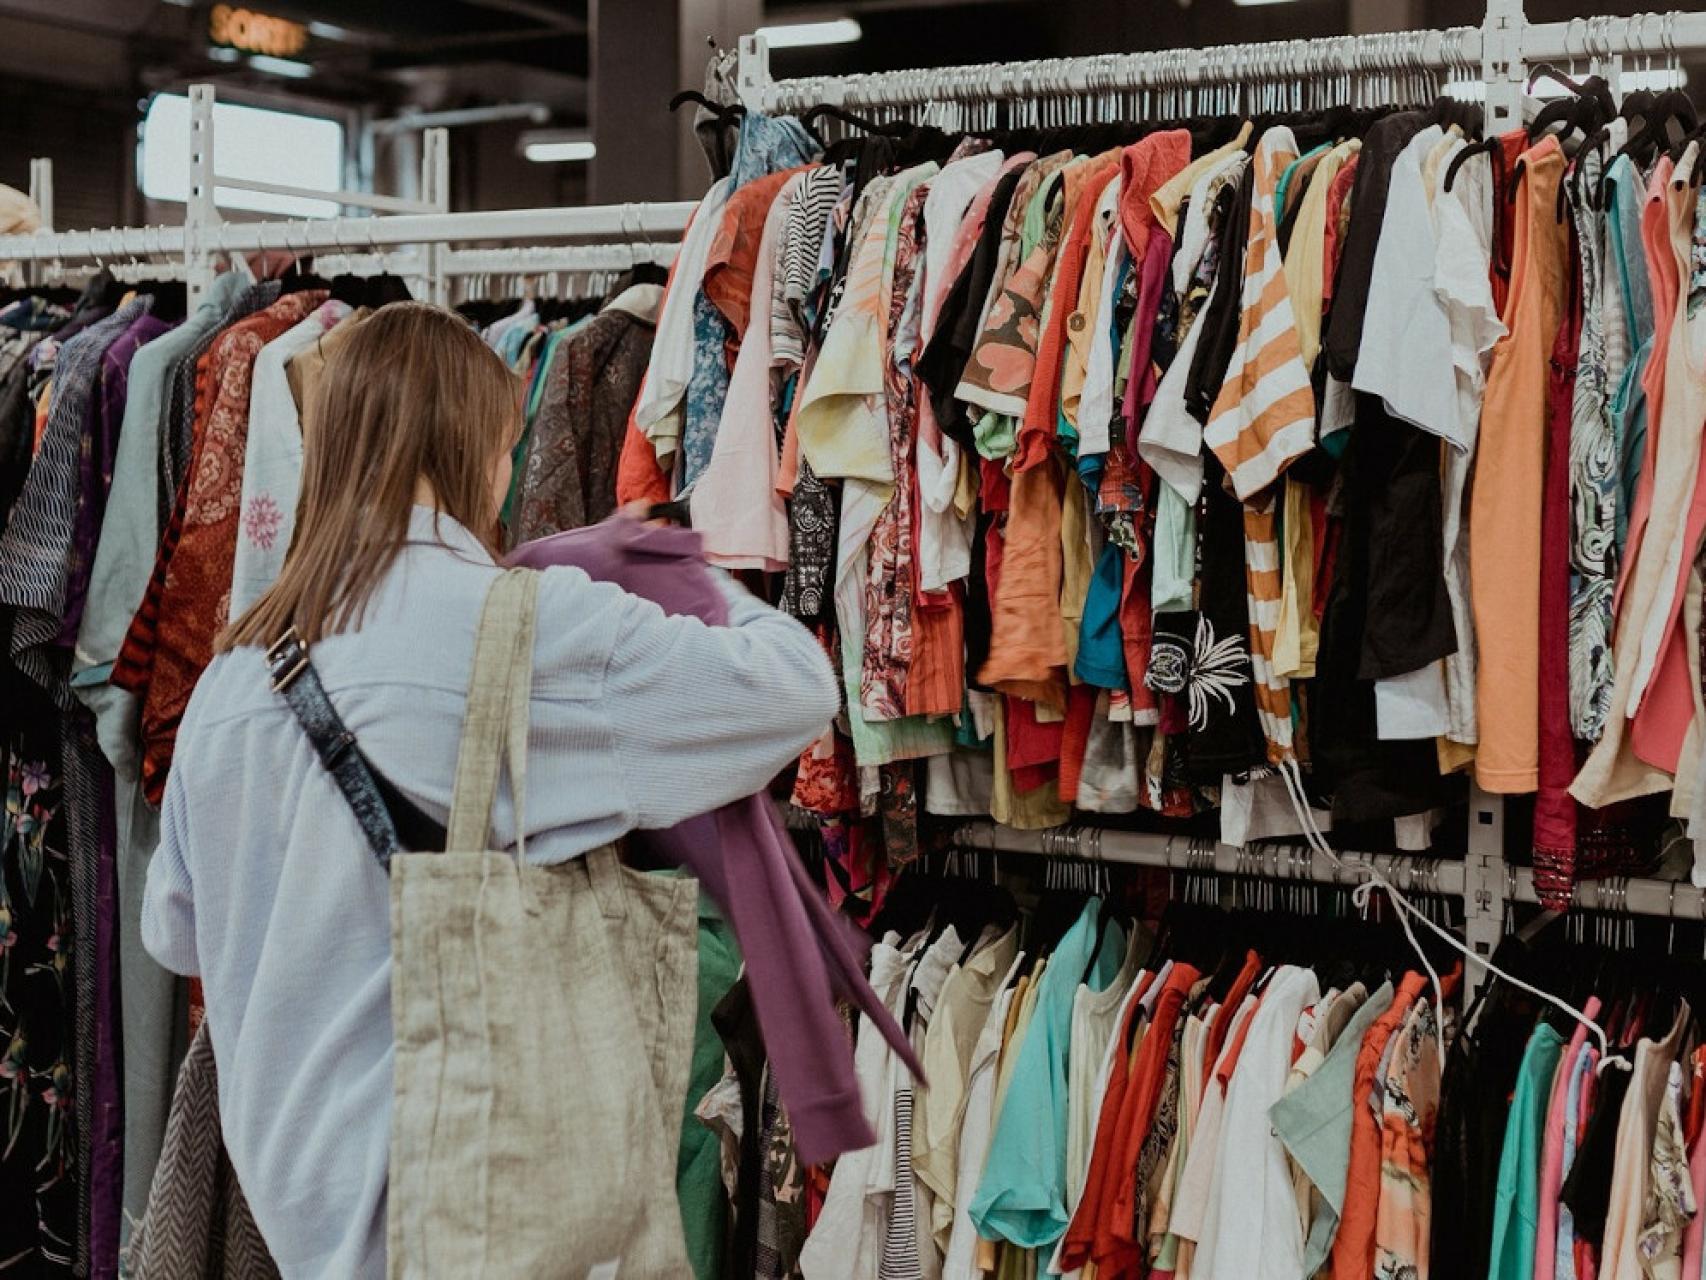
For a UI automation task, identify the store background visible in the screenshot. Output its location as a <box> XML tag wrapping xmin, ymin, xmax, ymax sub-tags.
<box><xmin>0</xmin><ymin>0</ymin><xmax>1694</xmax><ymax>235</ymax></box>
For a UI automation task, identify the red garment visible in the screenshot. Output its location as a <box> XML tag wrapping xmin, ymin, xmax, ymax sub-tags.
<box><xmin>703</xmin><ymin>166</ymin><xmax>813</xmax><ymax>347</ymax></box>
<box><xmin>615</xmin><ymin>207</ymin><xmax>698</xmax><ymax>507</ymax></box>
<box><xmin>1107</xmin><ymin>966</ymin><xmax>1207</xmax><ymax>1265</ymax></box>
<box><xmin>1334</xmin><ymin>972</ymin><xmax>1428</xmax><ymax>1280</ymax></box>
<box><xmin>1014</xmin><ymin>158</ymin><xmax>1120</xmax><ymax>473</ymax></box>
<box><xmin>616</xmin><ymin>402</ymin><xmax>672</xmax><ymax>505</ymax></box>
<box><xmin>905</xmin><ymin>589</ymin><xmax>965</xmax><ymax>718</ymax></box>
<box><xmin>1057</xmin><ymin>966</ymin><xmax>1161</xmax><ymax>1272</ymax></box>
<box><xmin>1005</xmin><ymin>696</ymin><xmax>1064</xmax><ymax>770</ymax></box>
<box><xmin>1118</xmin><ymin>131</ymin><xmax>1193</xmax><ymax>261</ymax></box>
<box><xmin>1490</xmin><ymin>130</ymin><xmax>1529</xmax><ymax>316</ymax></box>
<box><xmin>115</xmin><ymin>291</ymin><xmax>326</xmax><ymax>802</ymax></box>
<box><xmin>1534</xmin><ymin>251</ymin><xmax>1583</xmax><ymax>904</ymax></box>
<box><xmin>1067</xmin><ymin>963</ymin><xmax>1200</xmax><ymax>1275</ymax></box>
<box><xmin>1203</xmin><ymin>951</ymin><xmax>1264</xmax><ymax>1081</ymax></box>
<box><xmin>1057</xmin><ymin>683</ymin><xmax>1098</xmax><ymax>804</ymax></box>
<box><xmin>1321</xmin><ymin>155</ymin><xmax>1361</xmax><ymax>307</ymax></box>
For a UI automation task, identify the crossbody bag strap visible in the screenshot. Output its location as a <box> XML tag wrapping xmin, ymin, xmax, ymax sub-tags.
<box><xmin>444</xmin><ymin>569</ymin><xmax>540</xmax><ymax>854</ymax></box>
<box><xmin>266</xmin><ymin>629</ymin><xmax>405</xmax><ymax>866</ymax></box>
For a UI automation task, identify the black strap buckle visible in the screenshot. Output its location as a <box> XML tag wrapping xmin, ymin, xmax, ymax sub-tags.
<box><xmin>265</xmin><ymin>627</ymin><xmax>310</xmax><ymax>692</ymax></box>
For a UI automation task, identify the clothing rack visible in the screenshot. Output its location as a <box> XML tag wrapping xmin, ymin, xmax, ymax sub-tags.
<box><xmin>735</xmin><ymin>10</ymin><xmax>1706</xmax><ymax>133</ymax></box>
<box><xmin>0</xmin><ymin>84</ymin><xmax>695</xmax><ymax>310</ymax></box>
<box><xmin>739</xmin><ymin>4</ymin><xmax>1706</xmax><ymax>999</ymax></box>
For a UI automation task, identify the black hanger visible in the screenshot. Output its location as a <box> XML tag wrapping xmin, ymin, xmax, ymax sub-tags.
<box><xmin>1444</xmin><ymin>134</ymin><xmax>1500</xmax><ymax>192</ymax></box>
<box><xmin>1616</xmin><ymin>88</ymin><xmax>1698</xmax><ymax>168</ymax></box>
<box><xmin>1078</xmin><ymin>896</ymin><xmax>1124</xmax><ymax>988</ymax></box>
<box><xmin>668</xmin><ymin>89</ymin><xmax>744</xmax><ymax>121</ymax></box>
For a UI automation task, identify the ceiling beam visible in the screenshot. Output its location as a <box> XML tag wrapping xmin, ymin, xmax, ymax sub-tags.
<box><xmin>459</xmin><ymin>0</ymin><xmax>587</xmax><ymax>33</ymax></box>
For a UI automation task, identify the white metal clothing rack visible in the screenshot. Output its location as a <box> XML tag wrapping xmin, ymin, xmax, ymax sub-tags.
<box><xmin>739</xmin><ymin>7</ymin><xmax>1706</xmax><ymax>994</ymax></box>
<box><xmin>0</xmin><ymin>83</ymin><xmax>695</xmax><ymax>310</ymax></box>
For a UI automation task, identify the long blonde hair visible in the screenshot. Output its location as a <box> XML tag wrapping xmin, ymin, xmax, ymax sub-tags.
<box><xmin>221</xmin><ymin>301</ymin><xmax>520</xmax><ymax>651</ymax></box>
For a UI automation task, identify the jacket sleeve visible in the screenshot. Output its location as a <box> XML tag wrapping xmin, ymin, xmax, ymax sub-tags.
<box><xmin>600</xmin><ymin>572</ymin><xmax>839</xmax><ymax>830</ymax></box>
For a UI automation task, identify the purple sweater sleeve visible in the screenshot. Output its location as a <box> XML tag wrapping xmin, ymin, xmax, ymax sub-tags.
<box><xmin>510</xmin><ymin>521</ymin><xmax>922</xmax><ymax>1164</ymax></box>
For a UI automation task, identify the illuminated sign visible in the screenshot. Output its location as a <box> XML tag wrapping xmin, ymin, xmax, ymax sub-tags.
<box><xmin>208</xmin><ymin>5</ymin><xmax>309</xmax><ymax>59</ymax></box>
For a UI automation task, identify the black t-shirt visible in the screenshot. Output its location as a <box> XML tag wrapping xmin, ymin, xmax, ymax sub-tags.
<box><xmin>1322</xmin><ymin>110</ymin><xmax>1429</xmax><ymax>382</ymax></box>
<box><xmin>917</xmin><ymin>169</ymin><xmax>1025</xmax><ymax>452</ymax></box>
<box><xmin>1182</xmin><ymin>455</ymin><xmax>1266</xmax><ymax>781</ymax></box>
<box><xmin>1184</xmin><ymin>165</ymin><xmax>1254</xmax><ymax>426</ymax></box>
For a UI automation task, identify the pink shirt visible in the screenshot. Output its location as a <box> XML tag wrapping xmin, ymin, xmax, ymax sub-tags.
<box><xmin>1613</xmin><ymin>158</ymin><xmax>1678</xmax><ymax>616</ymax></box>
<box><xmin>1535</xmin><ymin>997</ymin><xmax>1600</xmax><ymax>1280</ymax></box>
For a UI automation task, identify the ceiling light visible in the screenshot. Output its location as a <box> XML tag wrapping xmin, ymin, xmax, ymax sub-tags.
<box><xmin>248</xmin><ymin>54</ymin><xmax>313</xmax><ymax>78</ymax></box>
<box><xmin>1230</xmin><ymin>0</ymin><xmax>1298</xmax><ymax>7</ymax></box>
<box><xmin>523</xmin><ymin>138</ymin><xmax>597</xmax><ymax>163</ymax></box>
<box><xmin>207</xmin><ymin>45</ymin><xmax>241</xmax><ymax>62</ymax></box>
<box><xmin>755</xmin><ymin>17</ymin><xmax>862</xmax><ymax>48</ymax></box>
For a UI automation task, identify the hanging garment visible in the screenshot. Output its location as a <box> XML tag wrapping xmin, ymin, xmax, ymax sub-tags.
<box><xmin>509</xmin><ymin>517</ymin><xmax>924</xmax><ymax>1160</ymax></box>
<box><xmin>1466</xmin><ymin>135</ymin><xmax>1569</xmax><ymax>793</ymax></box>
<box><xmin>515</xmin><ymin>301</ymin><xmax>658</xmax><ymax>543</ymax></box>
<box><xmin>125</xmin><ymin>1023</ymin><xmax>277</xmax><ymax>1280</ymax></box>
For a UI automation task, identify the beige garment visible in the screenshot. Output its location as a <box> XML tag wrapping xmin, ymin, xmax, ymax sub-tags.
<box><xmin>976</xmin><ymin>970</ymin><xmax>1044</xmax><ymax>1275</ymax></box>
<box><xmin>285</xmin><ymin>306</ymin><xmax>370</xmax><ymax>425</ymax></box>
<box><xmin>1061</xmin><ymin>177</ymin><xmax>1122</xmax><ymax>431</ymax></box>
<box><xmin>917</xmin><ymin>926</ymin><xmax>1021</xmax><ymax>1249</ymax></box>
<box><xmin>1273</xmin><ymin>475</ymin><xmax>1319</xmax><ymax>679</ymax></box>
<box><xmin>387</xmin><ymin>570</ymin><xmax>696</xmax><ymax>1279</ymax></box>
<box><xmin>1149</xmin><ymin>121</ymin><xmax>1256</xmax><ymax>239</ymax></box>
<box><xmin>1168</xmin><ymin>995</ymin><xmax>1258</xmax><ymax>1247</ymax></box>
<box><xmin>1599</xmin><ymin>1002</ymin><xmax>1691</xmax><ymax>1280</ymax></box>
<box><xmin>990</xmin><ymin>698</ymin><xmax>1070</xmax><ymax>828</ymax></box>
<box><xmin>1283</xmin><ymin>139</ymin><xmax>1361</xmax><ymax>371</ymax></box>
<box><xmin>0</xmin><ymin>182</ymin><xmax>41</xmax><ymax>283</ymax></box>
<box><xmin>1670</xmin><ymin>567</ymin><xmax>1706</xmax><ymax>819</ymax></box>
<box><xmin>1060</xmin><ymin>479</ymin><xmax>1094</xmax><ymax>673</ymax></box>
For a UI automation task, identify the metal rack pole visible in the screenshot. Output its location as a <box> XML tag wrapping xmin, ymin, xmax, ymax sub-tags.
<box><xmin>185</xmin><ymin>85</ymin><xmax>220</xmax><ymax>311</ymax></box>
<box><xmin>947</xmin><ymin>821</ymin><xmax>1467</xmax><ymax>897</ymax></box>
<box><xmin>419</xmin><ymin>126</ymin><xmax>451</xmax><ymax>307</ymax></box>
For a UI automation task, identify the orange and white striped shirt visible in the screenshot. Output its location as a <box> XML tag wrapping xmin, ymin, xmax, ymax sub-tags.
<box><xmin>1206</xmin><ymin>126</ymin><xmax>1318</xmax><ymax>761</ymax></box>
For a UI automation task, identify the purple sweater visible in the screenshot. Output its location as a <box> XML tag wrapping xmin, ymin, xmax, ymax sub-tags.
<box><xmin>509</xmin><ymin>520</ymin><xmax>921</xmax><ymax>1164</ymax></box>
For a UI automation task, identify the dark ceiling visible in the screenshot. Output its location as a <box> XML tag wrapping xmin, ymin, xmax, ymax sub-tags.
<box><xmin>0</xmin><ymin>0</ymin><xmax>1696</xmax><ymax>125</ymax></box>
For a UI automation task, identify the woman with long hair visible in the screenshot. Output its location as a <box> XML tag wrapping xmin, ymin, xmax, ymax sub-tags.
<box><xmin>141</xmin><ymin>301</ymin><xmax>839</xmax><ymax>1275</ymax></box>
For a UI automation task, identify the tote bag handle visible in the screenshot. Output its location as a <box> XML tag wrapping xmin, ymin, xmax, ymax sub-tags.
<box><xmin>444</xmin><ymin>568</ymin><xmax>540</xmax><ymax>857</ymax></box>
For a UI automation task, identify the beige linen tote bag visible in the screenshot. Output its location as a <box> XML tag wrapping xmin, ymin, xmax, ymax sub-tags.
<box><xmin>387</xmin><ymin>569</ymin><xmax>694</xmax><ymax>1278</ymax></box>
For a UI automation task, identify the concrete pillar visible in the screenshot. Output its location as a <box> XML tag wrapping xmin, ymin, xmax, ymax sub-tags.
<box><xmin>590</xmin><ymin>0</ymin><xmax>760</xmax><ymax>203</ymax></box>
<box><xmin>1348</xmin><ymin>0</ymin><xmax>1424</xmax><ymax>35</ymax></box>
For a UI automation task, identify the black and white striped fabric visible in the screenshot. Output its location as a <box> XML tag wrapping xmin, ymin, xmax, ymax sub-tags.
<box><xmin>879</xmin><ymin>1086</ymin><xmax>924</xmax><ymax>1280</ymax></box>
<box><xmin>0</xmin><ymin>297</ymin><xmax>151</xmax><ymax>702</ymax></box>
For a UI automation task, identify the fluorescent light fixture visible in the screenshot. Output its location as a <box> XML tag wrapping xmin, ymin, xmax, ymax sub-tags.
<box><xmin>247</xmin><ymin>53</ymin><xmax>313</xmax><ymax>78</ymax></box>
<box><xmin>1447</xmin><ymin>66</ymin><xmax>1686</xmax><ymax>101</ymax></box>
<box><xmin>140</xmin><ymin>92</ymin><xmax>344</xmax><ymax>217</ymax></box>
<box><xmin>755</xmin><ymin>17</ymin><xmax>862</xmax><ymax>48</ymax></box>
<box><xmin>524</xmin><ymin>139</ymin><xmax>597</xmax><ymax>163</ymax></box>
<box><xmin>208</xmin><ymin>45</ymin><xmax>241</xmax><ymax>62</ymax></box>
<box><xmin>1230</xmin><ymin>0</ymin><xmax>1297</xmax><ymax>8</ymax></box>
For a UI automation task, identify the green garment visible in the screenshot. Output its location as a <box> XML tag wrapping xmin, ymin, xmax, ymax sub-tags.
<box><xmin>661</xmin><ymin>878</ymin><xmax>742</xmax><ymax>1280</ymax></box>
<box><xmin>1488</xmin><ymin>1023</ymin><xmax>1566</xmax><ymax>1280</ymax></box>
<box><xmin>1275</xmin><ymin>142</ymin><xmax>1330</xmax><ymax>226</ymax></box>
<box><xmin>970</xmin><ymin>899</ymin><xmax>1127</xmax><ymax>1249</ymax></box>
<box><xmin>1269</xmin><ymin>980</ymin><xmax>1396</xmax><ymax>1276</ymax></box>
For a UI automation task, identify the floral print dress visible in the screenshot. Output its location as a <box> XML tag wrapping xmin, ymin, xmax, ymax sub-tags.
<box><xmin>0</xmin><ymin>668</ymin><xmax>76</xmax><ymax>1273</ymax></box>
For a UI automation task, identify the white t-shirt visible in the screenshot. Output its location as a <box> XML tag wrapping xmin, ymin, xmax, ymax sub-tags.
<box><xmin>1192</xmin><ymin>967</ymin><xmax>1322</xmax><ymax>1280</ymax></box>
